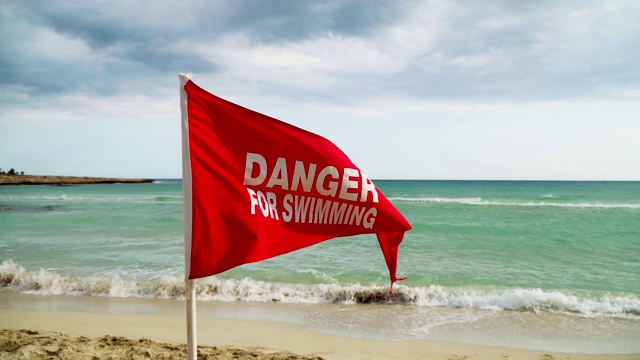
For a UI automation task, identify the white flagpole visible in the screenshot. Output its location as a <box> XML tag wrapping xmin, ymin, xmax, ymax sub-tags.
<box><xmin>179</xmin><ymin>73</ymin><xmax>197</xmax><ymax>360</ymax></box>
<box><xmin>186</xmin><ymin>279</ymin><xmax>197</xmax><ymax>360</ymax></box>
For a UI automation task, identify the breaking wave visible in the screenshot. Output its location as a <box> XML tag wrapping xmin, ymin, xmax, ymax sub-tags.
<box><xmin>2</xmin><ymin>260</ymin><xmax>638</xmax><ymax>319</ymax></box>
<box><xmin>6</xmin><ymin>195</ymin><xmax>637</xmax><ymax>209</ymax></box>
<box><xmin>389</xmin><ymin>197</ymin><xmax>640</xmax><ymax>209</ymax></box>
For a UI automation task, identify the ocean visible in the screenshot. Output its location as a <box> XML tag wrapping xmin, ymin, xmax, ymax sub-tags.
<box><xmin>1</xmin><ymin>180</ymin><xmax>639</xmax><ymax>353</ymax></box>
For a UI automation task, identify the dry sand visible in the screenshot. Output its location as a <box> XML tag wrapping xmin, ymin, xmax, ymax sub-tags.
<box><xmin>0</xmin><ymin>329</ymin><xmax>321</xmax><ymax>360</ymax></box>
<box><xmin>1</xmin><ymin>309</ymin><xmax>639</xmax><ymax>360</ymax></box>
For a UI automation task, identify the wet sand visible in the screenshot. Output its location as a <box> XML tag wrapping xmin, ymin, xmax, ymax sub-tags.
<box><xmin>1</xmin><ymin>292</ymin><xmax>638</xmax><ymax>360</ymax></box>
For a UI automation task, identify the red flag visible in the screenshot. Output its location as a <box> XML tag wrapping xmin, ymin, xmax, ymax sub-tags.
<box><xmin>180</xmin><ymin>75</ymin><xmax>411</xmax><ymax>292</ymax></box>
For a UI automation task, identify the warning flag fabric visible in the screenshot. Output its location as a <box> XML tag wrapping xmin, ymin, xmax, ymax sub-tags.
<box><xmin>181</xmin><ymin>77</ymin><xmax>412</xmax><ymax>291</ymax></box>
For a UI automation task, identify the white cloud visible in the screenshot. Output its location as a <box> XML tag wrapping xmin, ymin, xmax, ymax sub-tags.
<box><xmin>24</xmin><ymin>28</ymin><xmax>92</xmax><ymax>62</ymax></box>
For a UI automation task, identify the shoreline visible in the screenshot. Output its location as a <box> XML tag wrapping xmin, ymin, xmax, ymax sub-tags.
<box><xmin>1</xmin><ymin>292</ymin><xmax>638</xmax><ymax>360</ymax></box>
<box><xmin>3</xmin><ymin>309</ymin><xmax>638</xmax><ymax>360</ymax></box>
<box><xmin>0</xmin><ymin>174</ymin><xmax>154</xmax><ymax>186</ymax></box>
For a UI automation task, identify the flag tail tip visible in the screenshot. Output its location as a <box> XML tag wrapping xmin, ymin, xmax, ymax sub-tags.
<box><xmin>388</xmin><ymin>277</ymin><xmax>408</xmax><ymax>295</ymax></box>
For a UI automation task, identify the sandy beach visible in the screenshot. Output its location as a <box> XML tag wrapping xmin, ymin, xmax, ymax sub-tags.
<box><xmin>1</xmin><ymin>292</ymin><xmax>638</xmax><ymax>360</ymax></box>
<box><xmin>1</xmin><ymin>328</ymin><xmax>324</xmax><ymax>360</ymax></box>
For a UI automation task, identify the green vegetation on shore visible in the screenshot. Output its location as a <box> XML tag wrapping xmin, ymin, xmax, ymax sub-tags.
<box><xmin>0</xmin><ymin>168</ymin><xmax>24</xmax><ymax>176</ymax></box>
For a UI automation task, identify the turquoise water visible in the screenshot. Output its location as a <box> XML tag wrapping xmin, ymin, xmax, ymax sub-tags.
<box><xmin>1</xmin><ymin>180</ymin><xmax>639</xmax><ymax>352</ymax></box>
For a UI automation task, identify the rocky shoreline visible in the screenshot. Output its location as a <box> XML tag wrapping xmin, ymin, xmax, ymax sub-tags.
<box><xmin>0</xmin><ymin>174</ymin><xmax>154</xmax><ymax>186</ymax></box>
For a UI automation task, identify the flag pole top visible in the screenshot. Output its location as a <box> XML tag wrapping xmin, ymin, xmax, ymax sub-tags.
<box><xmin>179</xmin><ymin>73</ymin><xmax>193</xmax><ymax>86</ymax></box>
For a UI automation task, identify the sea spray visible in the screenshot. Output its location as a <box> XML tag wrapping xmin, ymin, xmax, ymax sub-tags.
<box><xmin>2</xmin><ymin>260</ymin><xmax>639</xmax><ymax>319</ymax></box>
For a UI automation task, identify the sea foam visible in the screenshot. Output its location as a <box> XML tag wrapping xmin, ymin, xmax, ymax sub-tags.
<box><xmin>2</xmin><ymin>260</ymin><xmax>638</xmax><ymax>319</ymax></box>
<box><xmin>389</xmin><ymin>197</ymin><xmax>640</xmax><ymax>209</ymax></box>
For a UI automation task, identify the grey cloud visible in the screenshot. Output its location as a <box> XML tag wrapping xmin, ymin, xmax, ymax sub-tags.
<box><xmin>389</xmin><ymin>0</ymin><xmax>640</xmax><ymax>102</ymax></box>
<box><xmin>217</xmin><ymin>0</ymin><xmax>410</xmax><ymax>42</ymax></box>
<box><xmin>0</xmin><ymin>2</ymin><xmax>221</xmax><ymax>98</ymax></box>
<box><xmin>14</xmin><ymin>0</ymin><xmax>406</xmax><ymax>46</ymax></box>
<box><xmin>1</xmin><ymin>0</ymin><xmax>406</xmax><ymax>99</ymax></box>
<box><xmin>1</xmin><ymin>0</ymin><xmax>639</xmax><ymax>105</ymax></box>
<box><xmin>113</xmin><ymin>41</ymin><xmax>219</xmax><ymax>73</ymax></box>
<box><xmin>10</xmin><ymin>2</ymin><xmax>197</xmax><ymax>47</ymax></box>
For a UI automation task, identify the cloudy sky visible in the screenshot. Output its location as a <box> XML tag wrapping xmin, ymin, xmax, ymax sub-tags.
<box><xmin>1</xmin><ymin>0</ymin><xmax>639</xmax><ymax>180</ymax></box>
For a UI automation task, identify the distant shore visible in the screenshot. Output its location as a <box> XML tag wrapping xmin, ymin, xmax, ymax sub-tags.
<box><xmin>0</xmin><ymin>174</ymin><xmax>154</xmax><ymax>186</ymax></box>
